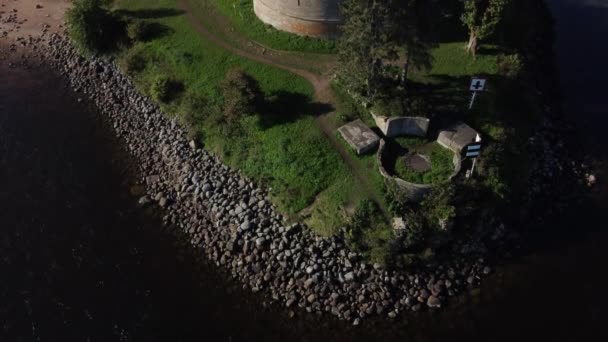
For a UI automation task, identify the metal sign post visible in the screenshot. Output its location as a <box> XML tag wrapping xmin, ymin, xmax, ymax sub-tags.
<box><xmin>469</xmin><ymin>78</ymin><xmax>487</xmax><ymax>110</ymax></box>
<box><xmin>466</xmin><ymin>134</ymin><xmax>483</xmax><ymax>178</ymax></box>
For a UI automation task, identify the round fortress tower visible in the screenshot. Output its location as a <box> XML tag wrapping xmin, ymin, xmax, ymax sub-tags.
<box><xmin>253</xmin><ymin>0</ymin><xmax>342</xmax><ymax>38</ymax></box>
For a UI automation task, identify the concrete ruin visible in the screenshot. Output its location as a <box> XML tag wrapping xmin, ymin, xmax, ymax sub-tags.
<box><xmin>371</xmin><ymin>113</ymin><xmax>430</xmax><ymax>138</ymax></box>
<box><xmin>437</xmin><ymin>121</ymin><xmax>480</xmax><ymax>154</ymax></box>
<box><xmin>253</xmin><ymin>0</ymin><xmax>342</xmax><ymax>38</ymax></box>
<box><xmin>338</xmin><ymin>119</ymin><xmax>380</xmax><ymax>155</ymax></box>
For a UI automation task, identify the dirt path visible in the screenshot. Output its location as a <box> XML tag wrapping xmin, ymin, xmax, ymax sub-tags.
<box><xmin>176</xmin><ymin>0</ymin><xmax>388</xmax><ymax>214</ymax></box>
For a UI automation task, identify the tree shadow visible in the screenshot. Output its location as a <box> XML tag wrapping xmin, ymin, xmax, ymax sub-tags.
<box><xmin>140</xmin><ymin>22</ymin><xmax>174</xmax><ymax>41</ymax></box>
<box><xmin>115</xmin><ymin>8</ymin><xmax>185</xmax><ymax>19</ymax></box>
<box><xmin>255</xmin><ymin>91</ymin><xmax>334</xmax><ymax>129</ymax></box>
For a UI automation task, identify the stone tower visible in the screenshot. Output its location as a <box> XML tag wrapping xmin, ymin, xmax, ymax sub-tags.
<box><xmin>253</xmin><ymin>0</ymin><xmax>342</xmax><ymax>38</ymax></box>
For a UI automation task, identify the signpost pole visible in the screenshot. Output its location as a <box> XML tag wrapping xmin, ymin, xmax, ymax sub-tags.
<box><xmin>470</xmin><ymin>157</ymin><xmax>478</xmax><ymax>177</ymax></box>
<box><xmin>469</xmin><ymin>91</ymin><xmax>477</xmax><ymax>110</ymax></box>
<box><xmin>466</xmin><ymin>134</ymin><xmax>482</xmax><ymax>179</ymax></box>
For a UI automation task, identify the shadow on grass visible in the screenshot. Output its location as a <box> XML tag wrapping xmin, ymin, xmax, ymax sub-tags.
<box><xmin>115</xmin><ymin>8</ymin><xmax>185</xmax><ymax>19</ymax></box>
<box><xmin>139</xmin><ymin>22</ymin><xmax>174</xmax><ymax>41</ymax></box>
<box><xmin>256</xmin><ymin>91</ymin><xmax>334</xmax><ymax>129</ymax></box>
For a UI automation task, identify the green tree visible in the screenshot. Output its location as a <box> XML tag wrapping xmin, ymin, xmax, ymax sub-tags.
<box><xmin>391</xmin><ymin>0</ymin><xmax>434</xmax><ymax>84</ymax></box>
<box><xmin>338</xmin><ymin>0</ymin><xmax>433</xmax><ymax>98</ymax></box>
<box><xmin>461</xmin><ymin>0</ymin><xmax>509</xmax><ymax>56</ymax></box>
<box><xmin>66</xmin><ymin>0</ymin><xmax>123</xmax><ymax>54</ymax></box>
<box><xmin>338</xmin><ymin>0</ymin><xmax>397</xmax><ymax>100</ymax></box>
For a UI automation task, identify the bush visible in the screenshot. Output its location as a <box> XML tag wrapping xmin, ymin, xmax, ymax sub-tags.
<box><xmin>478</xmin><ymin>142</ymin><xmax>509</xmax><ymax>199</ymax></box>
<box><xmin>421</xmin><ymin>183</ymin><xmax>456</xmax><ymax>231</ymax></box>
<box><xmin>220</xmin><ymin>68</ymin><xmax>261</xmax><ymax>125</ymax></box>
<box><xmin>401</xmin><ymin>210</ymin><xmax>426</xmax><ymax>249</ymax></box>
<box><xmin>178</xmin><ymin>91</ymin><xmax>209</xmax><ymax>138</ymax></box>
<box><xmin>127</xmin><ymin>20</ymin><xmax>150</xmax><ymax>42</ymax></box>
<box><xmin>122</xmin><ymin>48</ymin><xmax>146</xmax><ymax>74</ymax></box>
<box><xmin>498</xmin><ymin>53</ymin><xmax>524</xmax><ymax>79</ymax></box>
<box><xmin>405</xmin><ymin>96</ymin><xmax>431</xmax><ymax>118</ymax></box>
<box><xmin>373</xmin><ymin>96</ymin><xmax>405</xmax><ymax>117</ymax></box>
<box><xmin>66</xmin><ymin>0</ymin><xmax>124</xmax><ymax>54</ymax></box>
<box><xmin>150</xmin><ymin>75</ymin><xmax>182</xmax><ymax>103</ymax></box>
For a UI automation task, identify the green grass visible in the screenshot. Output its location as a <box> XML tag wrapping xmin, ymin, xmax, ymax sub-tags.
<box><xmin>113</xmin><ymin>0</ymin><xmax>352</xmax><ymax>230</ymax></box>
<box><xmin>427</xmin><ymin>42</ymin><xmax>499</xmax><ymax>78</ymax></box>
<box><xmin>211</xmin><ymin>0</ymin><xmax>337</xmax><ymax>53</ymax></box>
<box><xmin>392</xmin><ymin>140</ymin><xmax>454</xmax><ymax>185</ymax></box>
<box><xmin>306</xmin><ymin>134</ymin><xmax>389</xmax><ymax>237</ymax></box>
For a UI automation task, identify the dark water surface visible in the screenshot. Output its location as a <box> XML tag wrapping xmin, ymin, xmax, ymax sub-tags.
<box><xmin>1</xmin><ymin>0</ymin><xmax>608</xmax><ymax>340</ymax></box>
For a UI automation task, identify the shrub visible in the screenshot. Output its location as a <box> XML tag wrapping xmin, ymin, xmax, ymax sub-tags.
<box><xmin>373</xmin><ymin>96</ymin><xmax>405</xmax><ymax>117</ymax></box>
<box><xmin>401</xmin><ymin>210</ymin><xmax>426</xmax><ymax>249</ymax></box>
<box><xmin>150</xmin><ymin>75</ymin><xmax>182</xmax><ymax>103</ymax></box>
<box><xmin>405</xmin><ymin>96</ymin><xmax>431</xmax><ymax>118</ymax></box>
<box><xmin>220</xmin><ymin>68</ymin><xmax>261</xmax><ymax>125</ymax></box>
<box><xmin>127</xmin><ymin>20</ymin><xmax>150</xmax><ymax>42</ymax></box>
<box><xmin>66</xmin><ymin>0</ymin><xmax>124</xmax><ymax>54</ymax></box>
<box><xmin>122</xmin><ymin>48</ymin><xmax>146</xmax><ymax>74</ymax></box>
<box><xmin>421</xmin><ymin>183</ymin><xmax>456</xmax><ymax>231</ymax></box>
<box><xmin>478</xmin><ymin>142</ymin><xmax>509</xmax><ymax>199</ymax></box>
<box><xmin>178</xmin><ymin>91</ymin><xmax>209</xmax><ymax>138</ymax></box>
<box><xmin>498</xmin><ymin>53</ymin><xmax>524</xmax><ymax>79</ymax></box>
<box><xmin>385</xmin><ymin>182</ymin><xmax>409</xmax><ymax>216</ymax></box>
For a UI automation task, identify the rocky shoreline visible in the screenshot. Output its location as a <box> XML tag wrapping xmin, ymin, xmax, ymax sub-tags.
<box><xmin>24</xmin><ymin>32</ymin><xmax>499</xmax><ymax>324</ymax></box>
<box><xmin>1</xmin><ymin>5</ymin><xmax>587</xmax><ymax>322</ymax></box>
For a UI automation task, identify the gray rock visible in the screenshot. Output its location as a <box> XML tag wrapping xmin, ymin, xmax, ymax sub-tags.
<box><xmin>255</xmin><ymin>237</ymin><xmax>266</xmax><ymax>248</ymax></box>
<box><xmin>158</xmin><ymin>197</ymin><xmax>168</xmax><ymax>208</ymax></box>
<box><xmin>240</xmin><ymin>221</ymin><xmax>252</xmax><ymax>231</ymax></box>
<box><xmin>138</xmin><ymin>195</ymin><xmax>151</xmax><ymax>206</ymax></box>
<box><xmin>427</xmin><ymin>295</ymin><xmax>441</xmax><ymax>308</ymax></box>
<box><xmin>307</xmin><ymin>294</ymin><xmax>316</xmax><ymax>303</ymax></box>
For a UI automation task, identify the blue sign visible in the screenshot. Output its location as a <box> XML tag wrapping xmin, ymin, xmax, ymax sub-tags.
<box><xmin>466</xmin><ymin>151</ymin><xmax>480</xmax><ymax>157</ymax></box>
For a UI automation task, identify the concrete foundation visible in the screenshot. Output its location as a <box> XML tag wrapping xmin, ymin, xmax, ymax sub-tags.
<box><xmin>338</xmin><ymin>119</ymin><xmax>380</xmax><ymax>155</ymax></box>
<box><xmin>437</xmin><ymin>121</ymin><xmax>479</xmax><ymax>154</ymax></box>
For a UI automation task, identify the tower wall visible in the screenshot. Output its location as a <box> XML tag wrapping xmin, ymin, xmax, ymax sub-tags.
<box><xmin>253</xmin><ymin>0</ymin><xmax>342</xmax><ymax>38</ymax></box>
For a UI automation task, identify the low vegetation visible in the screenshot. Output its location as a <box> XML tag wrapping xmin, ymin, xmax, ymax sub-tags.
<box><xmin>392</xmin><ymin>140</ymin><xmax>454</xmax><ymax>185</ymax></box>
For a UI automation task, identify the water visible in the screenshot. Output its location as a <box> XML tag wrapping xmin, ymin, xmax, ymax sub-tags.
<box><xmin>1</xmin><ymin>0</ymin><xmax>608</xmax><ymax>340</ymax></box>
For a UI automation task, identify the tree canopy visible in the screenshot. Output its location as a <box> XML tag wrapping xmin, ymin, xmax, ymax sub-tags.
<box><xmin>461</xmin><ymin>0</ymin><xmax>510</xmax><ymax>56</ymax></box>
<box><xmin>337</xmin><ymin>0</ymin><xmax>434</xmax><ymax>101</ymax></box>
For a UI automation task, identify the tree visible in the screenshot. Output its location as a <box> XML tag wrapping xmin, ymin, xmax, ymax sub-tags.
<box><xmin>391</xmin><ymin>0</ymin><xmax>434</xmax><ymax>85</ymax></box>
<box><xmin>338</xmin><ymin>0</ymin><xmax>395</xmax><ymax>100</ymax></box>
<box><xmin>338</xmin><ymin>0</ymin><xmax>433</xmax><ymax>98</ymax></box>
<box><xmin>66</xmin><ymin>0</ymin><xmax>123</xmax><ymax>53</ymax></box>
<box><xmin>461</xmin><ymin>0</ymin><xmax>509</xmax><ymax>57</ymax></box>
<box><xmin>220</xmin><ymin>68</ymin><xmax>261</xmax><ymax>125</ymax></box>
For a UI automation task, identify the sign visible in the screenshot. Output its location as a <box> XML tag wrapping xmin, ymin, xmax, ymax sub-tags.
<box><xmin>466</xmin><ymin>151</ymin><xmax>480</xmax><ymax>157</ymax></box>
<box><xmin>470</xmin><ymin>78</ymin><xmax>487</xmax><ymax>92</ymax></box>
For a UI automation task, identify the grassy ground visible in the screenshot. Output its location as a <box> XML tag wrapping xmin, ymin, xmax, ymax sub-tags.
<box><xmin>392</xmin><ymin>139</ymin><xmax>454</xmax><ymax>184</ymax></box>
<box><xmin>211</xmin><ymin>0</ymin><xmax>337</xmax><ymax>53</ymax></box>
<box><xmin>113</xmin><ymin>0</ymin><xmax>354</xmax><ymax>231</ymax></box>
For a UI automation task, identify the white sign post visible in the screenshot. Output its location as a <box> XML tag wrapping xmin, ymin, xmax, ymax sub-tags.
<box><xmin>469</xmin><ymin>78</ymin><xmax>487</xmax><ymax>110</ymax></box>
<box><xmin>466</xmin><ymin>134</ymin><xmax>483</xmax><ymax>178</ymax></box>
